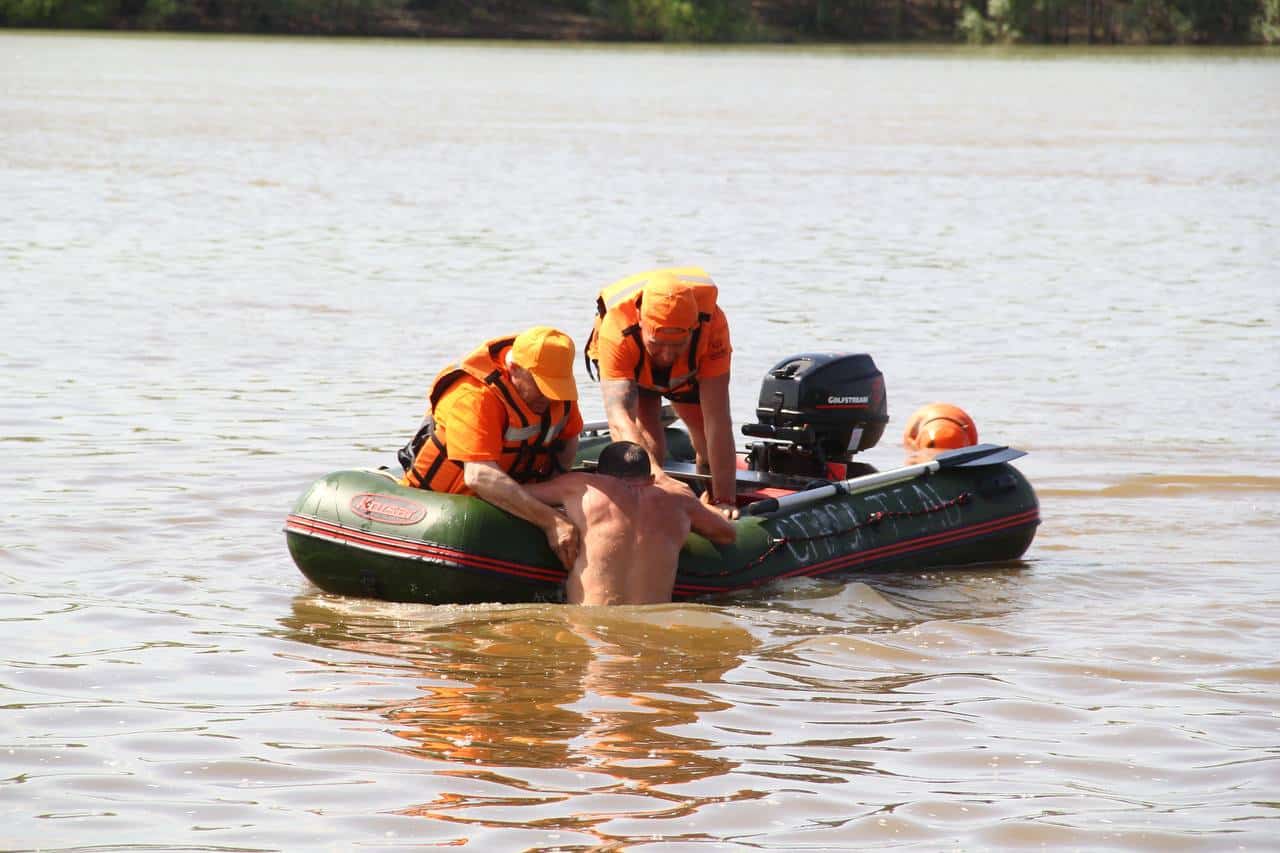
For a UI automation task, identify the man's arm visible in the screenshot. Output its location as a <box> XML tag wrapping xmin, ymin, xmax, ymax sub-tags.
<box><xmin>685</xmin><ymin>493</ymin><xmax>736</xmax><ymax>545</ymax></box>
<box><xmin>602</xmin><ymin>378</ymin><xmax>666</xmax><ymax>465</ymax></box>
<box><xmin>463</xmin><ymin>461</ymin><xmax>580</xmax><ymax>570</ymax></box>
<box><xmin>524</xmin><ymin>472</ymin><xmax>590</xmax><ymax>507</ymax></box>
<box><xmin>555</xmin><ymin>434</ymin><xmax>580</xmax><ymax>473</ymax></box>
<box><xmin>697</xmin><ymin>372</ymin><xmax>739</xmax><ymax>518</ymax></box>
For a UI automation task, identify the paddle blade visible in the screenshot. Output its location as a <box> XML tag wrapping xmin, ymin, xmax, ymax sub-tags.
<box><xmin>953</xmin><ymin>446</ymin><xmax>1026</xmax><ymax>467</ymax></box>
<box><xmin>934</xmin><ymin>443</ymin><xmax>1023</xmax><ymax>468</ymax></box>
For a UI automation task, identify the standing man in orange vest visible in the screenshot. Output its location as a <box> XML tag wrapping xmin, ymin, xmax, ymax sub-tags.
<box><xmin>585</xmin><ymin>268</ymin><xmax>739</xmax><ymax>519</ymax></box>
<box><xmin>398</xmin><ymin>326</ymin><xmax>585</xmax><ymax>569</ymax></box>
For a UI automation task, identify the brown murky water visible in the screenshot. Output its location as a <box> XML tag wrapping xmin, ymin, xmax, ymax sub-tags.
<box><xmin>2</xmin><ymin>32</ymin><xmax>1277</xmax><ymax>849</ymax></box>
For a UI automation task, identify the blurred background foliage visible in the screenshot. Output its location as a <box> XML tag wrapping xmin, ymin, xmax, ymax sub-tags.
<box><xmin>2</xmin><ymin>0</ymin><xmax>1275</xmax><ymax>43</ymax></box>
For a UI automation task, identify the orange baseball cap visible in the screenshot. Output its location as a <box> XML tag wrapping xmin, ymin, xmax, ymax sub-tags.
<box><xmin>511</xmin><ymin>326</ymin><xmax>578</xmax><ymax>401</ymax></box>
<box><xmin>639</xmin><ymin>275</ymin><xmax>699</xmax><ymax>342</ymax></box>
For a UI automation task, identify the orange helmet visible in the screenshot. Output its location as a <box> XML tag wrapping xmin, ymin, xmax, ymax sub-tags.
<box><xmin>903</xmin><ymin>403</ymin><xmax>978</xmax><ymax>451</ymax></box>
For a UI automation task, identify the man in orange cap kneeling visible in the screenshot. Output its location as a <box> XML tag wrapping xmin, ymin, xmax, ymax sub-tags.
<box><xmin>398</xmin><ymin>326</ymin><xmax>585</xmax><ymax>569</ymax></box>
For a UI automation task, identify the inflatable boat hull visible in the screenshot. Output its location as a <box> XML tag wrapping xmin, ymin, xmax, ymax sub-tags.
<box><xmin>285</xmin><ymin>457</ymin><xmax>1039</xmax><ymax>604</ymax></box>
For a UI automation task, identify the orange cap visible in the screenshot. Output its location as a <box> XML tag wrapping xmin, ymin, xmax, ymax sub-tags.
<box><xmin>639</xmin><ymin>275</ymin><xmax>698</xmax><ymax>342</ymax></box>
<box><xmin>510</xmin><ymin>326</ymin><xmax>578</xmax><ymax>401</ymax></box>
<box><xmin>903</xmin><ymin>403</ymin><xmax>978</xmax><ymax>450</ymax></box>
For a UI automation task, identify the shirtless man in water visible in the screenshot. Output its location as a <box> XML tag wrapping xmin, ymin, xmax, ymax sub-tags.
<box><xmin>524</xmin><ymin>441</ymin><xmax>736</xmax><ymax>605</ymax></box>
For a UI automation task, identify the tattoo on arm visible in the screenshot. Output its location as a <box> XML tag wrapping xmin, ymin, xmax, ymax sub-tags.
<box><xmin>603</xmin><ymin>379</ymin><xmax>663</xmax><ymax>465</ymax></box>
<box><xmin>602</xmin><ymin>380</ymin><xmax>638</xmax><ymax>419</ymax></box>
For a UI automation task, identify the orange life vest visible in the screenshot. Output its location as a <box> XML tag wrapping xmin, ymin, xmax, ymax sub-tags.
<box><xmin>399</xmin><ymin>337</ymin><xmax>574</xmax><ymax>493</ymax></box>
<box><xmin>584</xmin><ymin>267</ymin><xmax>719</xmax><ymax>396</ymax></box>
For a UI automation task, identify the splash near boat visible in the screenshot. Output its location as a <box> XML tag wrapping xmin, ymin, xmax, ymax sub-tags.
<box><xmin>285</xmin><ymin>354</ymin><xmax>1039</xmax><ymax>603</ymax></box>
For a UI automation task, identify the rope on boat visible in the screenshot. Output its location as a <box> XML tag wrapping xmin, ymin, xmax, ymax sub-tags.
<box><xmin>735</xmin><ymin>491</ymin><xmax>974</xmax><ymax>575</ymax></box>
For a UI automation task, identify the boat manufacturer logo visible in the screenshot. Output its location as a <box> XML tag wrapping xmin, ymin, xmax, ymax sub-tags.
<box><xmin>350</xmin><ymin>493</ymin><xmax>426</xmax><ymax>525</ymax></box>
<box><xmin>826</xmin><ymin>395</ymin><xmax>868</xmax><ymax>405</ymax></box>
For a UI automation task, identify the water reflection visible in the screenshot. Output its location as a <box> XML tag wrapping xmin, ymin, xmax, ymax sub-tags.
<box><xmin>282</xmin><ymin>596</ymin><xmax>760</xmax><ymax>830</ymax></box>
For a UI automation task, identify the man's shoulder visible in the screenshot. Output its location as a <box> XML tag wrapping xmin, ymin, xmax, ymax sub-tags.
<box><xmin>437</xmin><ymin>370</ymin><xmax>486</xmax><ymax>395</ymax></box>
<box><xmin>577</xmin><ymin>473</ymin><xmax>644</xmax><ymax>503</ymax></box>
<box><xmin>596</xmin><ymin>315</ymin><xmax>642</xmax><ymax>380</ymax></box>
<box><xmin>646</xmin><ymin>481</ymin><xmax>697</xmax><ymax>508</ymax></box>
<box><xmin>558</xmin><ymin>471</ymin><xmax>598</xmax><ymax>490</ymax></box>
<box><xmin>598</xmin><ymin>310</ymin><xmax>641</xmax><ymax>345</ymax></box>
<box><xmin>436</xmin><ymin>376</ymin><xmax>503</xmax><ymax>416</ymax></box>
<box><xmin>696</xmin><ymin>309</ymin><xmax>731</xmax><ymax>366</ymax></box>
<box><xmin>526</xmin><ymin>471</ymin><xmax>591</xmax><ymax>503</ymax></box>
<box><xmin>579</xmin><ymin>472</ymin><xmax>625</xmax><ymax>496</ymax></box>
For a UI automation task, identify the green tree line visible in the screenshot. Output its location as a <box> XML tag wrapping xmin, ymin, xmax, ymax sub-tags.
<box><xmin>2</xmin><ymin>0</ymin><xmax>1276</xmax><ymax>43</ymax></box>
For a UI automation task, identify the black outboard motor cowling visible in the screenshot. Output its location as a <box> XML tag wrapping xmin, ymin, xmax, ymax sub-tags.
<box><xmin>743</xmin><ymin>353</ymin><xmax>888</xmax><ymax>478</ymax></box>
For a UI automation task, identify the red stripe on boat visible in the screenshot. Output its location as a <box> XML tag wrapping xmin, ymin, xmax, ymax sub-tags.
<box><xmin>285</xmin><ymin>514</ymin><xmax>566</xmax><ymax>584</ymax></box>
<box><xmin>673</xmin><ymin>508</ymin><xmax>1041</xmax><ymax>596</ymax></box>
<box><xmin>287</xmin><ymin>506</ymin><xmax>1040</xmax><ymax>598</ymax></box>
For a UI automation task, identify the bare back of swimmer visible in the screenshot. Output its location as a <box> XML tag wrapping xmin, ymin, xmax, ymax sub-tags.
<box><xmin>524</xmin><ymin>441</ymin><xmax>736</xmax><ymax>605</ymax></box>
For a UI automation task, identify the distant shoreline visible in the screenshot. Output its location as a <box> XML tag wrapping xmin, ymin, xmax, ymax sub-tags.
<box><xmin>4</xmin><ymin>0</ymin><xmax>1277</xmax><ymax>46</ymax></box>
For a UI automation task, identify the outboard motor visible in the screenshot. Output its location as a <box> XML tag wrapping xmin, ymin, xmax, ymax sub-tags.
<box><xmin>742</xmin><ymin>353</ymin><xmax>888</xmax><ymax>479</ymax></box>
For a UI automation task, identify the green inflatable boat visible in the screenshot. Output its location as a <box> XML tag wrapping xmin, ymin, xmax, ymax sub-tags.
<box><xmin>284</xmin><ymin>353</ymin><xmax>1039</xmax><ymax>604</ymax></box>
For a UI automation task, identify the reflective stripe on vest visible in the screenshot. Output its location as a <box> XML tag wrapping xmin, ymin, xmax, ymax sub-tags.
<box><xmin>598</xmin><ymin>268</ymin><xmax>717</xmax><ymax>315</ymax></box>
<box><xmin>504</xmin><ymin>423</ymin><xmax>542</xmax><ymax>442</ymax></box>
<box><xmin>603</xmin><ymin>277</ymin><xmax>649</xmax><ymax>311</ymax></box>
<box><xmin>505</xmin><ymin>408</ymin><xmax>571</xmax><ymax>445</ymax></box>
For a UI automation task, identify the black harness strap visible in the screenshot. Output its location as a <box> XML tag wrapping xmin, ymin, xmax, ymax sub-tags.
<box><xmin>487</xmin><ymin>370</ymin><xmax>528</xmax><ymax>428</ymax></box>
<box><xmin>622</xmin><ymin>323</ymin><xmax>645</xmax><ymax>383</ymax></box>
